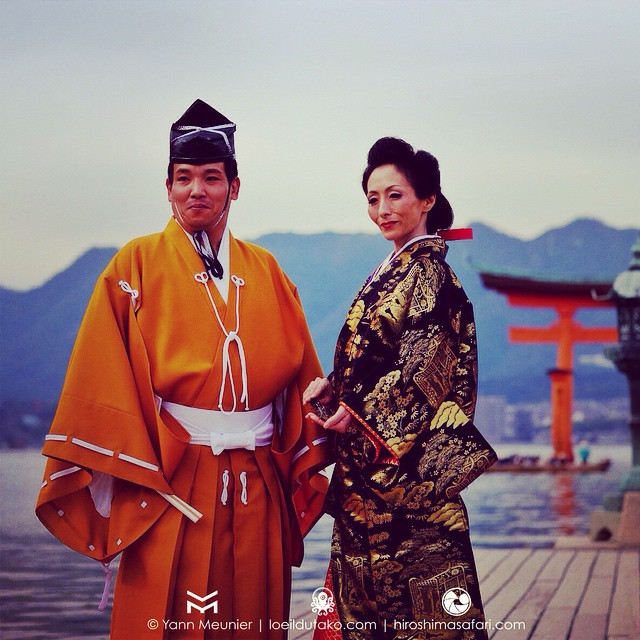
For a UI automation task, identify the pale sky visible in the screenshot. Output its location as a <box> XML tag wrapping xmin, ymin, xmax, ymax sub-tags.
<box><xmin>1</xmin><ymin>0</ymin><xmax>638</xmax><ymax>290</ymax></box>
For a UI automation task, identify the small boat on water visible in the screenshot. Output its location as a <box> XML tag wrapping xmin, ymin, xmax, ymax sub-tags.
<box><xmin>487</xmin><ymin>455</ymin><xmax>611</xmax><ymax>473</ymax></box>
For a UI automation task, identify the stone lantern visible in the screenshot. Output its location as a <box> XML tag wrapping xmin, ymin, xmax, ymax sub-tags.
<box><xmin>606</xmin><ymin>235</ymin><xmax>640</xmax><ymax>474</ymax></box>
<box><xmin>592</xmin><ymin>235</ymin><xmax>640</xmax><ymax>544</ymax></box>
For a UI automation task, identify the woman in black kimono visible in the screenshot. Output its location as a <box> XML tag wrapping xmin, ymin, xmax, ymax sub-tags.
<box><xmin>304</xmin><ymin>137</ymin><xmax>497</xmax><ymax>639</ymax></box>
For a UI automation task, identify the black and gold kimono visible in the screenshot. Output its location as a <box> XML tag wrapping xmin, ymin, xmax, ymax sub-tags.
<box><xmin>327</xmin><ymin>236</ymin><xmax>497</xmax><ymax>640</ymax></box>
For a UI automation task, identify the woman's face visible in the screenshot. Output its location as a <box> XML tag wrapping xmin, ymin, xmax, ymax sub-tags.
<box><xmin>366</xmin><ymin>164</ymin><xmax>435</xmax><ymax>251</ymax></box>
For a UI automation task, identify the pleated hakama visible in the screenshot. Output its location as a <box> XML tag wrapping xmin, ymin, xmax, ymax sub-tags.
<box><xmin>110</xmin><ymin>445</ymin><xmax>292</xmax><ymax>639</ymax></box>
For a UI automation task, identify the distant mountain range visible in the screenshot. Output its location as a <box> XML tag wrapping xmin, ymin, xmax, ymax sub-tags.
<box><xmin>1</xmin><ymin>218</ymin><xmax>637</xmax><ymax>405</ymax></box>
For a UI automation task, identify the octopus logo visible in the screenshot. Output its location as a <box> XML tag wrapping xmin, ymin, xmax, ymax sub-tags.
<box><xmin>311</xmin><ymin>587</ymin><xmax>335</xmax><ymax>616</ymax></box>
<box><xmin>442</xmin><ymin>587</ymin><xmax>472</xmax><ymax>616</ymax></box>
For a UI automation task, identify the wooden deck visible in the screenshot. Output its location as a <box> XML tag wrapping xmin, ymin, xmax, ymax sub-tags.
<box><xmin>290</xmin><ymin>542</ymin><xmax>640</xmax><ymax>639</ymax></box>
<box><xmin>1</xmin><ymin>530</ymin><xmax>637</xmax><ymax>638</ymax></box>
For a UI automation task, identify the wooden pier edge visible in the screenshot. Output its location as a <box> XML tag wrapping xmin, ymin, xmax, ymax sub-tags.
<box><xmin>290</xmin><ymin>543</ymin><xmax>640</xmax><ymax>639</ymax></box>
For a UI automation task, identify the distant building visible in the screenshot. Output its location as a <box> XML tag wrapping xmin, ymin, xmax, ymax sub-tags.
<box><xmin>475</xmin><ymin>395</ymin><xmax>508</xmax><ymax>443</ymax></box>
<box><xmin>473</xmin><ymin>396</ymin><xmax>629</xmax><ymax>446</ymax></box>
<box><xmin>511</xmin><ymin>408</ymin><xmax>534</xmax><ymax>442</ymax></box>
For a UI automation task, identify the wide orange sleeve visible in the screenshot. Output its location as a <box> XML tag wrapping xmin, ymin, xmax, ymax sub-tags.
<box><xmin>269</xmin><ymin>283</ymin><xmax>335</xmax><ymax>564</ymax></box>
<box><xmin>36</xmin><ymin>247</ymin><xmax>190</xmax><ymax>562</ymax></box>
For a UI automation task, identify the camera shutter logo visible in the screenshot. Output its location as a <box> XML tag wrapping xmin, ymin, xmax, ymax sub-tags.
<box><xmin>186</xmin><ymin>590</ymin><xmax>219</xmax><ymax>614</ymax></box>
<box><xmin>442</xmin><ymin>587</ymin><xmax>471</xmax><ymax>616</ymax></box>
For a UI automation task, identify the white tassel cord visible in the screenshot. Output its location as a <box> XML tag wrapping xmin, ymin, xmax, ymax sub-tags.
<box><xmin>194</xmin><ymin>272</ymin><xmax>249</xmax><ymax>413</ymax></box>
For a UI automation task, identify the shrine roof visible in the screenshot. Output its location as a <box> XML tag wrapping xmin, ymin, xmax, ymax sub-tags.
<box><xmin>479</xmin><ymin>269</ymin><xmax>613</xmax><ymax>298</ymax></box>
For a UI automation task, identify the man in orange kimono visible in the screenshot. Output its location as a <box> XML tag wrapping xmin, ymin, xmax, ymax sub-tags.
<box><xmin>36</xmin><ymin>99</ymin><xmax>334</xmax><ymax>639</ymax></box>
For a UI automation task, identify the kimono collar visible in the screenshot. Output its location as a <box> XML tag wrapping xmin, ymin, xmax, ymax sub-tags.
<box><xmin>394</xmin><ymin>234</ymin><xmax>448</xmax><ymax>260</ymax></box>
<box><xmin>375</xmin><ymin>234</ymin><xmax>447</xmax><ymax>279</ymax></box>
<box><xmin>174</xmin><ymin>220</ymin><xmax>231</xmax><ymax>303</ymax></box>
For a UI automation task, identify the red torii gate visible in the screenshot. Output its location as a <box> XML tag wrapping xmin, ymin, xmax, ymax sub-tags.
<box><xmin>480</xmin><ymin>272</ymin><xmax>617</xmax><ymax>462</ymax></box>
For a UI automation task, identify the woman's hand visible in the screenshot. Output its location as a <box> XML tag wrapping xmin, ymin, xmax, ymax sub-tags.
<box><xmin>303</xmin><ymin>376</ymin><xmax>333</xmax><ymax>423</ymax></box>
<box><xmin>303</xmin><ymin>377</ymin><xmax>351</xmax><ymax>432</ymax></box>
<box><xmin>303</xmin><ymin>377</ymin><xmax>333</xmax><ymax>405</ymax></box>
<box><xmin>316</xmin><ymin>405</ymin><xmax>352</xmax><ymax>433</ymax></box>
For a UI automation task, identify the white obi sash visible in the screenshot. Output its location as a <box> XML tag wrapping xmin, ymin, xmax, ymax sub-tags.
<box><xmin>163</xmin><ymin>401</ymin><xmax>274</xmax><ymax>455</ymax></box>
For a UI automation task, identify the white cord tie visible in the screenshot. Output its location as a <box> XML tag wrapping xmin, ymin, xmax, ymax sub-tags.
<box><xmin>220</xmin><ymin>469</ymin><xmax>248</xmax><ymax>505</ymax></box>
<box><xmin>239</xmin><ymin>471</ymin><xmax>248</xmax><ymax>505</ymax></box>
<box><xmin>118</xmin><ymin>280</ymin><xmax>139</xmax><ymax>308</ymax></box>
<box><xmin>220</xmin><ymin>469</ymin><xmax>230</xmax><ymax>505</ymax></box>
<box><xmin>194</xmin><ymin>271</ymin><xmax>249</xmax><ymax>413</ymax></box>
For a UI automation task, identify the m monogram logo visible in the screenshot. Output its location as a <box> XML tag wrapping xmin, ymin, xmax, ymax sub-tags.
<box><xmin>186</xmin><ymin>590</ymin><xmax>219</xmax><ymax>614</ymax></box>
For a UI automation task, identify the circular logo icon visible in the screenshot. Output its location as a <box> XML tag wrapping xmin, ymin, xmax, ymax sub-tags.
<box><xmin>311</xmin><ymin>587</ymin><xmax>335</xmax><ymax>615</ymax></box>
<box><xmin>442</xmin><ymin>587</ymin><xmax>472</xmax><ymax>616</ymax></box>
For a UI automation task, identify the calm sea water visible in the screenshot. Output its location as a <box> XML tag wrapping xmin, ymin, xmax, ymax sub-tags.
<box><xmin>295</xmin><ymin>443</ymin><xmax>632</xmax><ymax>590</ymax></box>
<box><xmin>0</xmin><ymin>444</ymin><xmax>633</xmax><ymax>638</ymax></box>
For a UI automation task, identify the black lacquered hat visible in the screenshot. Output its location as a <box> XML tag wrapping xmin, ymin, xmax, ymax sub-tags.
<box><xmin>170</xmin><ymin>99</ymin><xmax>236</xmax><ymax>163</ymax></box>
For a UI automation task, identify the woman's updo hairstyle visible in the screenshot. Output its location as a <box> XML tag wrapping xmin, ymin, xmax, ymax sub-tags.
<box><xmin>362</xmin><ymin>137</ymin><xmax>453</xmax><ymax>234</ymax></box>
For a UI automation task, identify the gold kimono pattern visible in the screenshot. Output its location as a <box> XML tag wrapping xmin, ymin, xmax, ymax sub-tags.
<box><xmin>327</xmin><ymin>237</ymin><xmax>496</xmax><ymax>639</ymax></box>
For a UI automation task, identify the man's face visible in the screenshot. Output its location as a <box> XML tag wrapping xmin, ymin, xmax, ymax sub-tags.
<box><xmin>166</xmin><ymin>162</ymin><xmax>240</xmax><ymax>235</ymax></box>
